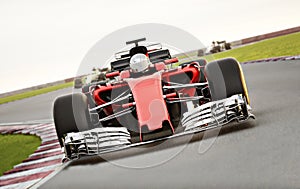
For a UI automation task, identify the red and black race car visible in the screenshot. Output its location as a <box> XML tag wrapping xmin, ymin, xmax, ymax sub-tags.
<box><xmin>53</xmin><ymin>38</ymin><xmax>255</xmax><ymax>161</ymax></box>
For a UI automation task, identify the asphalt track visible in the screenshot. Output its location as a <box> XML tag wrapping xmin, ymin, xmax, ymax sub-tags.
<box><xmin>2</xmin><ymin>60</ymin><xmax>300</xmax><ymax>188</ymax></box>
<box><xmin>0</xmin><ymin>88</ymin><xmax>81</xmax><ymax>124</ymax></box>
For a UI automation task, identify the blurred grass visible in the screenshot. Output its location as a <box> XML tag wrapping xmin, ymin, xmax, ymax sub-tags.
<box><xmin>0</xmin><ymin>134</ymin><xmax>41</xmax><ymax>176</ymax></box>
<box><xmin>0</xmin><ymin>81</ymin><xmax>73</xmax><ymax>105</ymax></box>
<box><xmin>204</xmin><ymin>32</ymin><xmax>300</xmax><ymax>62</ymax></box>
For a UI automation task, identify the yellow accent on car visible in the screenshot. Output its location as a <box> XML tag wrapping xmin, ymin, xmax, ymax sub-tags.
<box><xmin>237</xmin><ymin>62</ymin><xmax>250</xmax><ymax>105</ymax></box>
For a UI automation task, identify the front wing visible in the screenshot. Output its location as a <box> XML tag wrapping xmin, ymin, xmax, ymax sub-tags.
<box><xmin>62</xmin><ymin>94</ymin><xmax>255</xmax><ymax>161</ymax></box>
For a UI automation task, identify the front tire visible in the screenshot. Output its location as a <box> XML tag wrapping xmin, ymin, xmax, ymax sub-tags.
<box><xmin>205</xmin><ymin>58</ymin><xmax>250</xmax><ymax>104</ymax></box>
<box><xmin>53</xmin><ymin>93</ymin><xmax>92</xmax><ymax>147</ymax></box>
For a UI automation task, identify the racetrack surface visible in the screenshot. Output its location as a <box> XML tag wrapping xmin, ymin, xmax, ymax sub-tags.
<box><xmin>0</xmin><ymin>88</ymin><xmax>80</xmax><ymax>124</ymax></box>
<box><xmin>4</xmin><ymin>60</ymin><xmax>300</xmax><ymax>188</ymax></box>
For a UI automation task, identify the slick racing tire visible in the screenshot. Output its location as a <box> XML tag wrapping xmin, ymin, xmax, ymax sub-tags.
<box><xmin>205</xmin><ymin>58</ymin><xmax>250</xmax><ymax>104</ymax></box>
<box><xmin>53</xmin><ymin>93</ymin><xmax>92</xmax><ymax>147</ymax></box>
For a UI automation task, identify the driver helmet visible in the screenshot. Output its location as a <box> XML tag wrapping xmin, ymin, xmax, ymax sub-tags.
<box><xmin>130</xmin><ymin>53</ymin><xmax>151</xmax><ymax>73</ymax></box>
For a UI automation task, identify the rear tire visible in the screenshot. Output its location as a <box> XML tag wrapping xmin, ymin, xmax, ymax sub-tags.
<box><xmin>53</xmin><ymin>93</ymin><xmax>92</xmax><ymax>147</ymax></box>
<box><xmin>205</xmin><ymin>58</ymin><xmax>249</xmax><ymax>102</ymax></box>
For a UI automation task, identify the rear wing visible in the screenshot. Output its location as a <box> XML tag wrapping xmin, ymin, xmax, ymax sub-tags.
<box><xmin>111</xmin><ymin>57</ymin><xmax>131</xmax><ymax>72</ymax></box>
<box><xmin>114</xmin><ymin>43</ymin><xmax>163</xmax><ymax>60</ymax></box>
<box><xmin>111</xmin><ymin>49</ymin><xmax>172</xmax><ymax>72</ymax></box>
<box><xmin>149</xmin><ymin>49</ymin><xmax>171</xmax><ymax>63</ymax></box>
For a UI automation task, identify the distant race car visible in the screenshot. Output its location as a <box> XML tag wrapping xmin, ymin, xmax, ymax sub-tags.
<box><xmin>75</xmin><ymin>68</ymin><xmax>108</xmax><ymax>89</ymax></box>
<box><xmin>84</xmin><ymin>68</ymin><xmax>107</xmax><ymax>84</ymax></box>
<box><xmin>74</xmin><ymin>78</ymin><xmax>83</xmax><ymax>89</ymax></box>
<box><xmin>53</xmin><ymin>38</ymin><xmax>255</xmax><ymax>161</ymax></box>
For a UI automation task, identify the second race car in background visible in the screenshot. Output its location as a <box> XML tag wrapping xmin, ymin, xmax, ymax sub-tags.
<box><xmin>74</xmin><ymin>68</ymin><xmax>108</xmax><ymax>89</ymax></box>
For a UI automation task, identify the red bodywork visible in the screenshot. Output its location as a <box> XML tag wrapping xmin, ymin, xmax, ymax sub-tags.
<box><xmin>93</xmin><ymin>61</ymin><xmax>201</xmax><ymax>141</ymax></box>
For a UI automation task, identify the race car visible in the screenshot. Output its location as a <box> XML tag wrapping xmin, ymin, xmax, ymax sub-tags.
<box><xmin>74</xmin><ymin>77</ymin><xmax>83</xmax><ymax>89</ymax></box>
<box><xmin>53</xmin><ymin>38</ymin><xmax>255</xmax><ymax>161</ymax></box>
<box><xmin>75</xmin><ymin>67</ymin><xmax>108</xmax><ymax>89</ymax></box>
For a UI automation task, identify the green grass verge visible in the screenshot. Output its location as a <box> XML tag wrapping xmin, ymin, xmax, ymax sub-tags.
<box><xmin>204</xmin><ymin>32</ymin><xmax>300</xmax><ymax>63</ymax></box>
<box><xmin>0</xmin><ymin>134</ymin><xmax>41</xmax><ymax>176</ymax></box>
<box><xmin>0</xmin><ymin>81</ymin><xmax>73</xmax><ymax>105</ymax></box>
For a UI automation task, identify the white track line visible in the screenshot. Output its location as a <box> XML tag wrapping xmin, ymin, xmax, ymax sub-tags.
<box><xmin>34</xmin><ymin>130</ymin><xmax>55</xmax><ymax>135</ymax></box>
<box><xmin>0</xmin><ymin>119</ymin><xmax>53</xmax><ymax>126</ymax></box>
<box><xmin>29</xmin><ymin>149</ymin><xmax>61</xmax><ymax>157</ymax></box>
<box><xmin>0</xmin><ymin>165</ymin><xmax>59</xmax><ymax>181</ymax></box>
<box><xmin>30</xmin><ymin>161</ymin><xmax>71</xmax><ymax>189</ymax></box>
<box><xmin>37</xmin><ymin>142</ymin><xmax>60</xmax><ymax>150</ymax></box>
<box><xmin>34</xmin><ymin>124</ymin><xmax>53</xmax><ymax>130</ymax></box>
<box><xmin>40</xmin><ymin>133</ymin><xmax>57</xmax><ymax>138</ymax></box>
<box><xmin>36</xmin><ymin>128</ymin><xmax>56</xmax><ymax>134</ymax></box>
<box><xmin>38</xmin><ymin>133</ymin><xmax>57</xmax><ymax>139</ymax></box>
<box><xmin>14</xmin><ymin>154</ymin><xmax>63</xmax><ymax>169</ymax></box>
<box><xmin>0</xmin><ymin>179</ymin><xmax>41</xmax><ymax>189</ymax></box>
<box><xmin>41</xmin><ymin>136</ymin><xmax>59</xmax><ymax>142</ymax></box>
<box><xmin>40</xmin><ymin>134</ymin><xmax>57</xmax><ymax>142</ymax></box>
